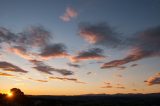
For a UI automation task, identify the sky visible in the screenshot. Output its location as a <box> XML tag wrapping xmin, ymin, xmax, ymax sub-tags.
<box><xmin>0</xmin><ymin>0</ymin><xmax>160</xmax><ymax>95</ymax></box>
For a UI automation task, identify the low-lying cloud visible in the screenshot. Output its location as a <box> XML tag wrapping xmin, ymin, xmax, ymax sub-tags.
<box><xmin>49</xmin><ymin>76</ymin><xmax>86</xmax><ymax>84</ymax></box>
<box><xmin>145</xmin><ymin>72</ymin><xmax>160</xmax><ymax>86</ymax></box>
<box><xmin>0</xmin><ymin>72</ymin><xmax>14</xmax><ymax>77</ymax></box>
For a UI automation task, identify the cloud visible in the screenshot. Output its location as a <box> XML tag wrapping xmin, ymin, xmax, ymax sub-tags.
<box><xmin>79</xmin><ymin>24</ymin><xmax>160</xmax><ymax>68</ymax></box>
<box><xmin>30</xmin><ymin>60</ymin><xmax>74</xmax><ymax>76</ymax></box>
<box><xmin>130</xmin><ymin>64</ymin><xmax>138</xmax><ymax>67</ymax></box>
<box><xmin>0</xmin><ymin>72</ymin><xmax>14</xmax><ymax>77</ymax></box>
<box><xmin>101</xmin><ymin>48</ymin><xmax>158</xmax><ymax>69</ymax></box>
<box><xmin>0</xmin><ymin>26</ymin><xmax>70</xmax><ymax>61</ymax></box>
<box><xmin>132</xmin><ymin>89</ymin><xmax>137</xmax><ymax>91</ymax></box>
<box><xmin>0</xmin><ymin>61</ymin><xmax>28</xmax><ymax>73</ymax></box>
<box><xmin>39</xmin><ymin>43</ymin><xmax>69</xmax><ymax>59</ymax></box>
<box><xmin>116</xmin><ymin>86</ymin><xmax>125</xmax><ymax>89</ymax></box>
<box><xmin>115</xmin><ymin>74</ymin><xmax>123</xmax><ymax>78</ymax></box>
<box><xmin>71</xmin><ymin>48</ymin><xmax>105</xmax><ymax>62</ymax></box>
<box><xmin>28</xmin><ymin>78</ymin><xmax>48</xmax><ymax>82</ymax></box>
<box><xmin>0</xmin><ymin>26</ymin><xmax>54</xmax><ymax>59</ymax></box>
<box><xmin>145</xmin><ymin>72</ymin><xmax>160</xmax><ymax>86</ymax></box>
<box><xmin>79</xmin><ymin>23</ymin><xmax>122</xmax><ymax>48</ymax></box>
<box><xmin>60</xmin><ymin>7</ymin><xmax>78</xmax><ymax>22</ymax></box>
<box><xmin>8</xmin><ymin>46</ymin><xmax>33</xmax><ymax>60</ymax></box>
<box><xmin>101</xmin><ymin>82</ymin><xmax>125</xmax><ymax>89</ymax></box>
<box><xmin>101</xmin><ymin>85</ymin><xmax>113</xmax><ymax>88</ymax></box>
<box><xmin>17</xmin><ymin>26</ymin><xmax>52</xmax><ymax>48</ymax></box>
<box><xmin>87</xmin><ymin>72</ymin><xmax>92</xmax><ymax>75</ymax></box>
<box><xmin>0</xmin><ymin>27</ymin><xmax>17</xmax><ymax>43</ymax></box>
<box><xmin>101</xmin><ymin>82</ymin><xmax>113</xmax><ymax>88</ymax></box>
<box><xmin>49</xmin><ymin>76</ymin><xmax>86</xmax><ymax>84</ymax></box>
<box><xmin>67</xmin><ymin>63</ymin><xmax>81</xmax><ymax>68</ymax></box>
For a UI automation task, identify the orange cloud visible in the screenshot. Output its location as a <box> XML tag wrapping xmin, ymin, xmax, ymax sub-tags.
<box><xmin>0</xmin><ymin>72</ymin><xmax>14</xmax><ymax>77</ymax></box>
<box><xmin>145</xmin><ymin>72</ymin><xmax>160</xmax><ymax>86</ymax></box>
<box><xmin>8</xmin><ymin>46</ymin><xmax>33</xmax><ymax>60</ymax></box>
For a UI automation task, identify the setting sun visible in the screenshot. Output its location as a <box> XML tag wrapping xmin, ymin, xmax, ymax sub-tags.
<box><xmin>7</xmin><ymin>92</ymin><xmax>13</xmax><ymax>97</ymax></box>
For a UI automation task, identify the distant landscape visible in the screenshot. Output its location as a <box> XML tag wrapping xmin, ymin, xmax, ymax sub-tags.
<box><xmin>1</xmin><ymin>88</ymin><xmax>160</xmax><ymax>106</ymax></box>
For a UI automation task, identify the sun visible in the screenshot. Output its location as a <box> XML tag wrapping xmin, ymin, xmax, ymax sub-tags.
<box><xmin>7</xmin><ymin>92</ymin><xmax>13</xmax><ymax>97</ymax></box>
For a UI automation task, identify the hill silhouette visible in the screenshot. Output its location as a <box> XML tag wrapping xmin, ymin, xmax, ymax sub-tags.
<box><xmin>0</xmin><ymin>88</ymin><xmax>160</xmax><ymax>106</ymax></box>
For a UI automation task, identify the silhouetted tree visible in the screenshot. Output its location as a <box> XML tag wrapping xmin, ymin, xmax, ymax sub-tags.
<box><xmin>9</xmin><ymin>88</ymin><xmax>28</xmax><ymax>104</ymax></box>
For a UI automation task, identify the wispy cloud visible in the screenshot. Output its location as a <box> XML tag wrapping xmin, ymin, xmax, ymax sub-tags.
<box><xmin>0</xmin><ymin>61</ymin><xmax>28</xmax><ymax>73</ymax></box>
<box><xmin>101</xmin><ymin>82</ymin><xmax>125</xmax><ymax>89</ymax></box>
<box><xmin>71</xmin><ymin>48</ymin><xmax>105</xmax><ymax>62</ymax></box>
<box><xmin>8</xmin><ymin>46</ymin><xmax>33</xmax><ymax>60</ymax></box>
<box><xmin>28</xmin><ymin>78</ymin><xmax>48</xmax><ymax>82</ymax></box>
<box><xmin>130</xmin><ymin>64</ymin><xmax>138</xmax><ymax>67</ymax></box>
<box><xmin>101</xmin><ymin>47</ymin><xmax>158</xmax><ymax>69</ymax></box>
<box><xmin>30</xmin><ymin>60</ymin><xmax>74</xmax><ymax>76</ymax></box>
<box><xmin>60</xmin><ymin>7</ymin><xmax>78</xmax><ymax>22</ymax></box>
<box><xmin>67</xmin><ymin>63</ymin><xmax>81</xmax><ymax>68</ymax></box>
<box><xmin>145</xmin><ymin>72</ymin><xmax>160</xmax><ymax>86</ymax></box>
<box><xmin>49</xmin><ymin>76</ymin><xmax>86</xmax><ymax>84</ymax></box>
<box><xmin>0</xmin><ymin>72</ymin><xmax>14</xmax><ymax>77</ymax></box>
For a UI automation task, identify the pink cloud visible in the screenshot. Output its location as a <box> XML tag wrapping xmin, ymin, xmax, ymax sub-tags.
<box><xmin>60</xmin><ymin>7</ymin><xmax>78</xmax><ymax>22</ymax></box>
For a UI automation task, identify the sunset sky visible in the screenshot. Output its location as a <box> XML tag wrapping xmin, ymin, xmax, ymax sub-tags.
<box><xmin>0</xmin><ymin>0</ymin><xmax>160</xmax><ymax>95</ymax></box>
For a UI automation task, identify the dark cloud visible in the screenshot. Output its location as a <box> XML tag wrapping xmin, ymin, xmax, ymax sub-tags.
<box><xmin>0</xmin><ymin>72</ymin><xmax>14</xmax><ymax>77</ymax></box>
<box><xmin>130</xmin><ymin>64</ymin><xmax>138</xmax><ymax>67</ymax></box>
<box><xmin>39</xmin><ymin>43</ymin><xmax>68</xmax><ymax>59</ymax></box>
<box><xmin>30</xmin><ymin>60</ymin><xmax>74</xmax><ymax>76</ymax></box>
<box><xmin>79</xmin><ymin>24</ymin><xmax>160</xmax><ymax>68</ymax></box>
<box><xmin>28</xmin><ymin>78</ymin><xmax>48</xmax><ymax>82</ymax></box>
<box><xmin>132</xmin><ymin>26</ymin><xmax>160</xmax><ymax>52</ymax></box>
<box><xmin>101</xmin><ymin>48</ymin><xmax>158</xmax><ymax>69</ymax></box>
<box><xmin>79</xmin><ymin>23</ymin><xmax>123</xmax><ymax>48</ymax></box>
<box><xmin>49</xmin><ymin>76</ymin><xmax>86</xmax><ymax>84</ymax></box>
<box><xmin>101</xmin><ymin>26</ymin><xmax>160</xmax><ymax>69</ymax></box>
<box><xmin>145</xmin><ymin>73</ymin><xmax>160</xmax><ymax>86</ymax></box>
<box><xmin>0</xmin><ymin>61</ymin><xmax>28</xmax><ymax>73</ymax></box>
<box><xmin>87</xmin><ymin>72</ymin><xmax>92</xmax><ymax>75</ymax></box>
<box><xmin>71</xmin><ymin>48</ymin><xmax>105</xmax><ymax>62</ymax></box>
<box><xmin>0</xmin><ymin>26</ymin><xmax>69</xmax><ymax>60</ymax></box>
<box><xmin>67</xmin><ymin>63</ymin><xmax>81</xmax><ymax>68</ymax></box>
<box><xmin>17</xmin><ymin>26</ymin><xmax>52</xmax><ymax>48</ymax></box>
<box><xmin>0</xmin><ymin>27</ymin><xmax>17</xmax><ymax>43</ymax></box>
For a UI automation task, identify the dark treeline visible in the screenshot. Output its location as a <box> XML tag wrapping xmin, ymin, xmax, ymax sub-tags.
<box><xmin>0</xmin><ymin>88</ymin><xmax>160</xmax><ymax>106</ymax></box>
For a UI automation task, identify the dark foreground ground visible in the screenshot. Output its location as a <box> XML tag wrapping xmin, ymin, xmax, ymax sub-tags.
<box><xmin>1</xmin><ymin>93</ymin><xmax>160</xmax><ymax>106</ymax></box>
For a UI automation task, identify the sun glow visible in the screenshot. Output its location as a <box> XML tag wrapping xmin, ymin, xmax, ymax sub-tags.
<box><xmin>7</xmin><ymin>92</ymin><xmax>13</xmax><ymax>97</ymax></box>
